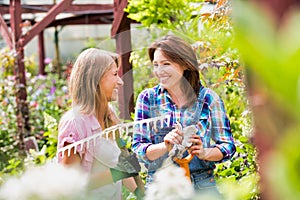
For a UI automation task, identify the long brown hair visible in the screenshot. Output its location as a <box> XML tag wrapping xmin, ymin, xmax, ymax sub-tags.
<box><xmin>69</xmin><ymin>48</ymin><xmax>120</xmax><ymax>129</ymax></box>
<box><xmin>148</xmin><ymin>35</ymin><xmax>201</xmax><ymax>103</ymax></box>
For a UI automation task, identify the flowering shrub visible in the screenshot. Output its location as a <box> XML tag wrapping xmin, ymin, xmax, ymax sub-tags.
<box><xmin>0</xmin><ymin>162</ymin><xmax>88</xmax><ymax>200</ymax></box>
<box><xmin>0</xmin><ymin>49</ymin><xmax>70</xmax><ymax>173</ymax></box>
<box><xmin>0</xmin><ymin>1</ymin><xmax>261</xmax><ymax>199</ymax></box>
<box><xmin>145</xmin><ymin>163</ymin><xmax>194</xmax><ymax>200</ymax></box>
<box><xmin>0</xmin><ymin>48</ymin><xmax>20</xmax><ymax>172</ymax></box>
<box><xmin>26</xmin><ymin>72</ymin><xmax>70</xmax><ymax>158</ymax></box>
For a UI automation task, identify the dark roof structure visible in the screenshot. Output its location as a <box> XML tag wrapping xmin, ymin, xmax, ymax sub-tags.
<box><xmin>0</xmin><ymin>0</ymin><xmax>134</xmax><ymax>147</ymax></box>
<box><xmin>0</xmin><ymin>0</ymin><xmax>134</xmax><ymax>118</ymax></box>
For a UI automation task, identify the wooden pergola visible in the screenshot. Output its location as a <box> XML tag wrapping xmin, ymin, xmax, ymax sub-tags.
<box><xmin>0</xmin><ymin>0</ymin><xmax>134</xmax><ymax>151</ymax></box>
<box><xmin>2</xmin><ymin>1</ymin><xmax>300</xmax><ymax>199</ymax></box>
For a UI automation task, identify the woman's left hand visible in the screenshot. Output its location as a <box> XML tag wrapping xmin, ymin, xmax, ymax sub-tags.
<box><xmin>188</xmin><ymin>134</ymin><xmax>206</xmax><ymax>160</ymax></box>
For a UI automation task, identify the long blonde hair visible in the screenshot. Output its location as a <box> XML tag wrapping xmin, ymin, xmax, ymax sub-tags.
<box><xmin>69</xmin><ymin>48</ymin><xmax>120</xmax><ymax>128</ymax></box>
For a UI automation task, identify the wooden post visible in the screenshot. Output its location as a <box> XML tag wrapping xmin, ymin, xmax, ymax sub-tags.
<box><xmin>112</xmin><ymin>0</ymin><xmax>134</xmax><ymax>120</ymax></box>
<box><xmin>10</xmin><ymin>0</ymin><xmax>29</xmax><ymax>154</ymax></box>
<box><xmin>38</xmin><ymin>30</ymin><xmax>46</xmax><ymax>75</ymax></box>
<box><xmin>115</xmin><ymin>29</ymin><xmax>134</xmax><ymax>120</ymax></box>
<box><xmin>7</xmin><ymin>0</ymin><xmax>74</xmax><ymax>153</ymax></box>
<box><xmin>54</xmin><ymin>26</ymin><xmax>62</xmax><ymax>77</ymax></box>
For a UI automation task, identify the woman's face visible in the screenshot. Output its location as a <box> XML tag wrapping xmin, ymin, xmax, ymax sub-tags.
<box><xmin>153</xmin><ymin>49</ymin><xmax>184</xmax><ymax>90</ymax></box>
<box><xmin>100</xmin><ymin>63</ymin><xmax>124</xmax><ymax>101</ymax></box>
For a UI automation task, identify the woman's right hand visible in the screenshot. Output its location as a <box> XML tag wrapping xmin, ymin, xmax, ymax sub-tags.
<box><xmin>163</xmin><ymin>124</ymin><xmax>184</xmax><ymax>151</ymax></box>
<box><xmin>146</xmin><ymin>123</ymin><xmax>184</xmax><ymax>160</ymax></box>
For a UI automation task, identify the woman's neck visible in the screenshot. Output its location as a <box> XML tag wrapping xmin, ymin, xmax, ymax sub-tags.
<box><xmin>167</xmin><ymin>88</ymin><xmax>187</xmax><ymax>108</ymax></box>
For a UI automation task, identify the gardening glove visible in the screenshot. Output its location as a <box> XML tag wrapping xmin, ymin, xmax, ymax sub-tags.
<box><xmin>117</xmin><ymin>149</ymin><xmax>141</xmax><ymax>174</ymax></box>
<box><xmin>134</xmin><ymin>187</ymin><xmax>145</xmax><ymax>200</ymax></box>
<box><xmin>110</xmin><ymin>149</ymin><xmax>141</xmax><ymax>182</ymax></box>
<box><xmin>115</xmin><ymin>137</ymin><xmax>141</xmax><ymax>174</ymax></box>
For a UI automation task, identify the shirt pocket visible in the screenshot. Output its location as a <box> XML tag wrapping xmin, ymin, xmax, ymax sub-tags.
<box><xmin>149</xmin><ymin>104</ymin><xmax>173</xmax><ymax>126</ymax></box>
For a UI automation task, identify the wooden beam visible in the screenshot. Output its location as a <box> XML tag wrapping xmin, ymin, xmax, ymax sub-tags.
<box><xmin>0</xmin><ymin>4</ymin><xmax>114</xmax><ymax>14</ymax></box>
<box><xmin>111</xmin><ymin>0</ymin><xmax>128</xmax><ymax>36</ymax></box>
<box><xmin>0</xmin><ymin>13</ymin><xmax>12</xmax><ymax>49</ymax></box>
<box><xmin>2</xmin><ymin>13</ymin><xmax>114</xmax><ymax>29</ymax></box>
<box><xmin>63</xmin><ymin>4</ymin><xmax>113</xmax><ymax>14</ymax></box>
<box><xmin>21</xmin><ymin>0</ymin><xmax>73</xmax><ymax>46</ymax></box>
<box><xmin>48</xmin><ymin>13</ymin><xmax>114</xmax><ymax>27</ymax></box>
<box><xmin>116</xmin><ymin>29</ymin><xmax>134</xmax><ymax>120</ymax></box>
<box><xmin>0</xmin><ymin>3</ymin><xmax>116</xmax><ymax>40</ymax></box>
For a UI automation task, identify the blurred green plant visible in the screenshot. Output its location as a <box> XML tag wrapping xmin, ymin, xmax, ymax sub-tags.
<box><xmin>125</xmin><ymin>0</ymin><xmax>203</xmax><ymax>31</ymax></box>
<box><xmin>0</xmin><ymin>48</ymin><xmax>21</xmax><ymax>172</ymax></box>
<box><xmin>232</xmin><ymin>1</ymin><xmax>300</xmax><ymax>199</ymax></box>
<box><xmin>232</xmin><ymin>1</ymin><xmax>300</xmax><ymax>119</ymax></box>
<box><xmin>0</xmin><ymin>50</ymin><xmax>70</xmax><ymax>174</ymax></box>
<box><xmin>0</xmin><ymin>48</ymin><xmax>139</xmax><ymax>199</ymax></box>
<box><xmin>0</xmin><ymin>1</ymin><xmax>282</xmax><ymax>199</ymax></box>
<box><xmin>42</xmin><ymin>112</ymin><xmax>60</xmax><ymax>159</ymax></box>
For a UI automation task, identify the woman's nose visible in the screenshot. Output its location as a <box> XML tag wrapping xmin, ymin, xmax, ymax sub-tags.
<box><xmin>154</xmin><ymin>65</ymin><xmax>166</xmax><ymax>74</ymax></box>
<box><xmin>118</xmin><ymin>76</ymin><xmax>124</xmax><ymax>86</ymax></box>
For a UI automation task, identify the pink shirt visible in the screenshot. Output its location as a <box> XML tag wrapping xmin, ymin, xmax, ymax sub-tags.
<box><xmin>57</xmin><ymin>107</ymin><xmax>122</xmax><ymax>199</ymax></box>
<box><xmin>57</xmin><ymin>107</ymin><xmax>103</xmax><ymax>173</ymax></box>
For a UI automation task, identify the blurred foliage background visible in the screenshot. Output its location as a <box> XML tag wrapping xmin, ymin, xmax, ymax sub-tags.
<box><xmin>2</xmin><ymin>0</ymin><xmax>299</xmax><ymax>199</ymax></box>
<box><xmin>232</xmin><ymin>1</ymin><xmax>300</xmax><ymax>199</ymax></box>
<box><xmin>0</xmin><ymin>0</ymin><xmax>257</xmax><ymax>199</ymax></box>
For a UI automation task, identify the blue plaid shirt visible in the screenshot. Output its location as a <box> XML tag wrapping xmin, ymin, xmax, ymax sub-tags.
<box><xmin>132</xmin><ymin>84</ymin><xmax>236</xmax><ymax>171</ymax></box>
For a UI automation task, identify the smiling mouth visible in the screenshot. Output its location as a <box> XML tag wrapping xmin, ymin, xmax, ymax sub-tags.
<box><xmin>160</xmin><ymin>76</ymin><xmax>170</xmax><ymax>82</ymax></box>
<box><xmin>113</xmin><ymin>89</ymin><xmax>118</xmax><ymax>93</ymax></box>
<box><xmin>110</xmin><ymin>89</ymin><xmax>119</xmax><ymax>101</ymax></box>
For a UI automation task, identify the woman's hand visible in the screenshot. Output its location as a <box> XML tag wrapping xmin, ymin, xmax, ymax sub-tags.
<box><xmin>188</xmin><ymin>134</ymin><xmax>206</xmax><ymax>160</ymax></box>
<box><xmin>163</xmin><ymin>123</ymin><xmax>184</xmax><ymax>151</ymax></box>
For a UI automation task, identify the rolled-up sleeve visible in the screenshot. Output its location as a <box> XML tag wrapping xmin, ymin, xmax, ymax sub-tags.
<box><xmin>132</xmin><ymin>90</ymin><xmax>154</xmax><ymax>164</ymax></box>
<box><xmin>57</xmin><ymin>118</ymin><xmax>84</xmax><ymax>161</ymax></box>
<box><xmin>209</xmin><ymin>91</ymin><xmax>236</xmax><ymax>162</ymax></box>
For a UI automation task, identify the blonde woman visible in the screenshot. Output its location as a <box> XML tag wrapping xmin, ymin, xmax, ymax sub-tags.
<box><xmin>57</xmin><ymin>48</ymin><xmax>141</xmax><ymax>199</ymax></box>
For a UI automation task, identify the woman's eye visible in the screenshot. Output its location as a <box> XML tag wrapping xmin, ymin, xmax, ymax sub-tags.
<box><xmin>153</xmin><ymin>62</ymin><xmax>170</xmax><ymax>68</ymax></box>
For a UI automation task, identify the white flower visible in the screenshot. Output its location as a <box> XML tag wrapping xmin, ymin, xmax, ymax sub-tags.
<box><xmin>62</xmin><ymin>85</ymin><xmax>68</xmax><ymax>94</ymax></box>
<box><xmin>25</xmin><ymin>72</ymin><xmax>31</xmax><ymax>78</ymax></box>
<box><xmin>145</xmin><ymin>162</ymin><xmax>194</xmax><ymax>200</ymax></box>
<box><xmin>0</xmin><ymin>162</ymin><xmax>88</xmax><ymax>200</ymax></box>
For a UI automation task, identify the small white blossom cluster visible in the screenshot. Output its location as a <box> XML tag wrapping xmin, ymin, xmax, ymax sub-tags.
<box><xmin>145</xmin><ymin>163</ymin><xmax>194</xmax><ymax>200</ymax></box>
<box><xmin>0</xmin><ymin>162</ymin><xmax>88</xmax><ymax>200</ymax></box>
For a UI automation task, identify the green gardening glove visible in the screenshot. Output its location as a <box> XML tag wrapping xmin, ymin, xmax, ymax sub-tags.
<box><xmin>110</xmin><ymin>168</ymin><xmax>138</xmax><ymax>183</ymax></box>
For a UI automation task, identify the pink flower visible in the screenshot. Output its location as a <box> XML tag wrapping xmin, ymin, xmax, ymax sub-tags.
<box><xmin>44</xmin><ymin>58</ymin><xmax>52</xmax><ymax>65</ymax></box>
